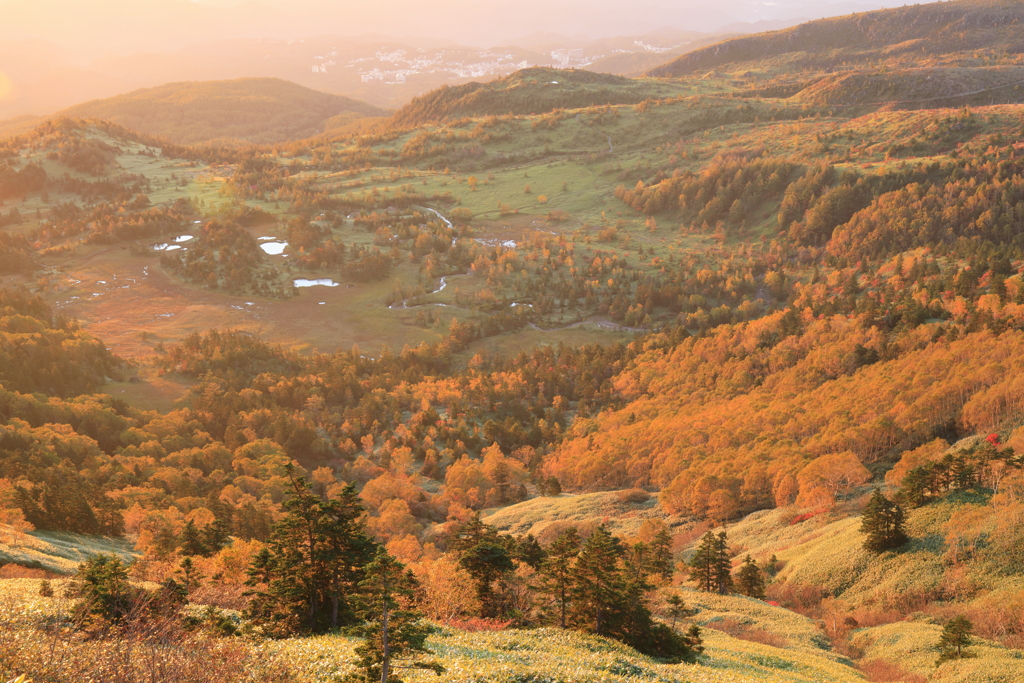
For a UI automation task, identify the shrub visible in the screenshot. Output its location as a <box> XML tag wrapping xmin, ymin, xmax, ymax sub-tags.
<box><xmin>445</xmin><ymin>617</ymin><xmax>513</xmax><ymax>632</ymax></box>
<box><xmin>614</xmin><ymin>488</ymin><xmax>650</xmax><ymax>504</ymax></box>
<box><xmin>708</xmin><ymin>617</ymin><xmax>789</xmax><ymax>648</ymax></box>
<box><xmin>859</xmin><ymin>659</ymin><xmax>927</xmax><ymax>683</ymax></box>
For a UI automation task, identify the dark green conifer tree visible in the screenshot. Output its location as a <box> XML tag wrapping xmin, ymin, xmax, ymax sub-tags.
<box><xmin>244</xmin><ymin>466</ymin><xmax>377</xmax><ymax>636</ymax></box>
<box><xmin>538</xmin><ymin>527</ymin><xmax>580</xmax><ymax>628</ymax></box>
<box><xmin>571</xmin><ymin>525</ymin><xmax>627</xmax><ymax>637</ymax></box>
<box><xmin>179</xmin><ymin>520</ymin><xmax>208</xmax><ymax>557</ymax></box>
<box><xmin>690</xmin><ymin>531</ymin><xmax>732</xmax><ymax>594</ymax></box>
<box><xmin>713</xmin><ymin>532</ymin><xmax>733</xmax><ymax>595</ymax></box>
<box><xmin>347</xmin><ymin>550</ymin><xmax>443</xmax><ymax>683</ymax></box>
<box><xmin>936</xmin><ymin>616</ymin><xmax>975</xmax><ymax>665</ymax></box>
<box><xmin>450</xmin><ymin>513</ymin><xmax>514</xmax><ymax>618</ymax></box>
<box><xmin>571</xmin><ymin>525</ymin><xmax>700</xmax><ymax>662</ymax></box>
<box><xmin>514</xmin><ymin>533</ymin><xmax>546</xmax><ymax>569</ymax></box>
<box><xmin>860</xmin><ymin>489</ymin><xmax>909</xmax><ymax>553</ymax></box>
<box><xmin>647</xmin><ymin>528</ymin><xmax>674</xmax><ymax>583</ymax></box>
<box><xmin>202</xmin><ymin>518</ymin><xmax>231</xmax><ymax>554</ymax></box>
<box><xmin>73</xmin><ymin>554</ymin><xmax>142</xmax><ymax>626</ymax></box>
<box><xmin>734</xmin><ymin>556</ymin><xmax>765</xmax><ymax>599</ymax></box>
<box><xmin>176</xmin><ymin>556</ymin><xmax>204</xmax><ymax>592</ymax></box>
<box><xmin>689</xmin><ymin>531</ymin><xmax>719</xmax><ymax>593</ymax></box>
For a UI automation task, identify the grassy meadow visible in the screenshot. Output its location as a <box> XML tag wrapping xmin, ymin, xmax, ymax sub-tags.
<box><xmin>0</xmin><ymin>574</ymin><xmax>863</xmax><ymax>683</ymax></box>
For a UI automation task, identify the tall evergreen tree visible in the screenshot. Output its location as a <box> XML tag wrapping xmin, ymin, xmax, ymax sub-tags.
<box><xmin>647</xmin><ymin>528</ymin><xmax>674</xmax><ymax>583</ymax></box>
<box><xmin>514</xmin><ymin>533</ymin><xmax>546</xmax><ymax>570</ymax></box>
<box><xmin>713</xmin><ymin>532</ymin><xmax>733</xmax><ymax>595</ymax></box>
<box><xmin>689</xmin><ymin>531</ymin><xmax>719</xmax><ymax>593</ymax></box>
<box><xmin>202</xmin><ymin>517</ymin><xmax>232</xmax><ymax>554</ymax></box>
<box><xmin>450</xmin><ymin>513</ymin><xmax>514</xmax><ymax>618</ymax></box>
<box><xmin>538</xmin><ymin>527</ymin><xmax>580</xmax><ymax>628</ymax></box>
<box><xmin>690</xmin><ymin>531</ymin><xmax>732</xmax><ymax>594</ymax></box>
<box><xmin>571</xmin><ymin>525</ymin><xmax>627</xmax><ymax>637</ymax></box>
<box><xmin>176</xmin><ymin>556</ymin><xmax>203</xmax><ymax>592</ymax></box>
<box><xmin>860</xmin><ymin>489</ymin><xmax>909</xmax><ymax>553</ymax></box>
<box><xmin>570</xmin><ymin>525</ymin><xmax>700</xmax><ymax>662</ymax></box>
<box><xmin>734</xmin><ymin>556</ymin><xmax>765</xmax><ymax>599</ymax></box>
<box><xmin>347</xmin><ymin>550</ymin><xmax>443</xmax><ymax>683</ymax></box>
<box><xmin>179</xmin><ymin>520</ymin><xmax>208</xmax><ymax>557</ymax></box>
<box><xmin>245</xmin><ymin>466</ymin><xmax>377</xmax><ymax>636</ymax></box>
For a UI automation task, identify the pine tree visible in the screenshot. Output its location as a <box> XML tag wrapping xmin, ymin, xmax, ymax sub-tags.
<box><xmin>538</xmin><ymin>527</ymin><xmax>580</xmax><ymax>628</ymax></box>
<box><xmin>570</xmin><ymin>525</ymin><xmax>698</xmax><ymax>662</ymax></box>
<box><xmin>451</xmin><ymin>514</ymin><xmax>514</xmax><ymax>618</ymax></box>
<box><xmin>647</xmin><ymin>528</ymin><xmax>674</xmax><ymax>583</ymax></box>
<box><xmin>245</xmin><ymin>466</ymin><xmax>377</xmax><ymax>635</ymax></box>
<box><xmin>176</xmin><ymin>556</ymin><xmax>204</xmax><ymax>592</ymax></box>
<box><xmin>860</xmin><ymin>489</ymin><xmax>909</xmax><ymax>553</ymax></box>
<box><xmin>347</xmin><ymin>550</ymin><xmax>443</xmax><ymax>683</ymax></box>
<box><xmin>690</xmin><ymin>531</ymin><xmax>732</xmax><ymax>594</ymax></box>
<box><xmin>514</xmin><ymin>533</ymin><xmax>546</xmax><ymax>570</ymax></box>
<box><xmin>179</xmin><ymin>520</ymin><xmax>208</xmax><ymax>557</ymax></box>
<box><xmin>692</xmin><ymin>528</ymin><xmax>733</xmax><ymax>593</ymax></box>
<box><xmin>202</xmin><ymin>518</ymin><xmax>231</xmax><ymax>554</ymax></box>
<box><xmin>73</xmin><ymin>554</ymin><xmax>143</xmax><ymax>625</ymax></box>
<box><xmin>689</xmin><ymin>532</ymin><xmax>719</xmax><ymax>592</ymax></box>
<box><xmin>666</xmin><ymin>594</ymin><xmax>687</xmax><ymax>631</ymax></box>
<box><xmin>734</xmin><ymin>556</ymin><xmax>765</xmax><ymax>599</ymax></box>
<box><xmin>571</xmin><ymin>525</ymin><xmax>627</xmax><ymax>637</ymax></box>
<box><xmin>936</xmin><ymin>616</ymin><xmax>975</xmax><ymax>665</ymax></box>
<box><xmin>713</xmin><ymin>532</ymin><xmax>733</xmax><ymax>595</ymax></box>
<box><xmin>683</xmin><ymin>625</ymin><xmax>705</xmax><ymax>658</ymax></box>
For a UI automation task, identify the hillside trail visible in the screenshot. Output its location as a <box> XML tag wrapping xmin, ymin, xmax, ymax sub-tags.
<box><xmin>575</xmin><ymin>113</ymin><xmax>614</xmax><ymax>153</ymax></box>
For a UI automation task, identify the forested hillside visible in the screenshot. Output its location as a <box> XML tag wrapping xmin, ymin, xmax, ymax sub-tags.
<box><xmin>7</xmin><ymin>2</ymin><xmax>1024</xmax><ymax>679</ymax></box>
<box><xmin>648</xmin><ymin>0</ymin><xmax>1024</xmax><ymax>79</ymax></box>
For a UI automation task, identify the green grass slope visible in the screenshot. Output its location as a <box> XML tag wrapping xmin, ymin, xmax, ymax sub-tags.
<box><xmin>0</xmin><ymin>529</ymin><xmax>137</xmax><ymax>574</ymax></box>
<box><xmin>391</xmin><ymin>67</ymin><xmax>683</xmax><ymax>127</ymax></box>
<box><xmin>647</xmin><ymin>0</ymin><xmax>1024</xmax><ymax>78</ymax></box>
<box><xmin>0</xmin><ymin>575</ymin><xmax>861</xmax><ymax>683</ymax></box>
<box><xmin>209</xmin><ymin>621</ymin><xmax>868</xmax><ymax>683</ymax></box>
<box><xmin>56</xmin><ymin>77</ymin><xmax>388</xmax><ymax>144</ymax></box>
<box><xmin>483</xmin><ymin>491</ymin><xmax>676</xmax><ymax>543</ymax></box>
<box><xmin>852</xmin><ymin>621</ymin><xmax>1024</xmax><ymax>682</ymax></box>
<box><xmin>792</xmin><ymin>66</ymin><xmax>1024</xmax><ymax>109</ymax></box>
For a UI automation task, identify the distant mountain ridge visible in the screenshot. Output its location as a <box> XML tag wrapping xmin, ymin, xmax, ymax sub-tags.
<box><xmin>52</xmin><ymin>77</ymin><xmax>388</xmax><ymax>145</ymax></box>
<box><xmin>647</xmin><ymin>0</ymin><xmax>1024</xmax><ymax>78</ymax></box>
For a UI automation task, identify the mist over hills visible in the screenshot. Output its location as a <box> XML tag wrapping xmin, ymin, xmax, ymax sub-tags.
<box><xmin>0</xmin><ymin>0</ymin><xmax>918</xmax><ymax>53</ymax></box>
<box><xmin>53</xmin><ymin>78</ymin><xmax>387</xmax><ymax>144</ymax></box>
<box><xmin>648</xmin><ymin>0</ymin><xmax>1024</xmax><ymax>78</ymax></box>
<box><xmin>0</xmin><ymin>0</ymin><xmax>925</xmax><ymax>121</ymax></box>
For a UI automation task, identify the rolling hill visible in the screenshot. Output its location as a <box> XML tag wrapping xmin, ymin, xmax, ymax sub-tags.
<box><xmin>647</xmin><ymin>0</ymin><xmax>1024</xmax><ymax>79</ymax></box>
<box><xmin>391</xmin><ymin>67</ymin><xmax>669</xmax><ymax>127</ymax></box>
<box><xmin>53</xmin><ymin>77</ymin><xmax>388</xmax><ymax>144</ymax></box>
<box><xmin>9</xmin><ymin>0</ymin><xmax>1024</xmax><ymax>679</ymax></box>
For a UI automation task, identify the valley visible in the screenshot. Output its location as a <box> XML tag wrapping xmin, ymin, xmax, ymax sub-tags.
<box><xmin>5</xmin><ymin>1</ymin><xmax>1024</xmax><ymax>681</ymax></box>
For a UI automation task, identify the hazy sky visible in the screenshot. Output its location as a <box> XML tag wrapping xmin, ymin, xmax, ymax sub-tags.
<box><xmin>0</xmin><ymin>0</ymin><xmax>942</xmax><ymax>118</ymax></box>
<box><xmin>0</xmin><ymin>0</ymin><xmax>932</xmax><ymax>56</ymax></box>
